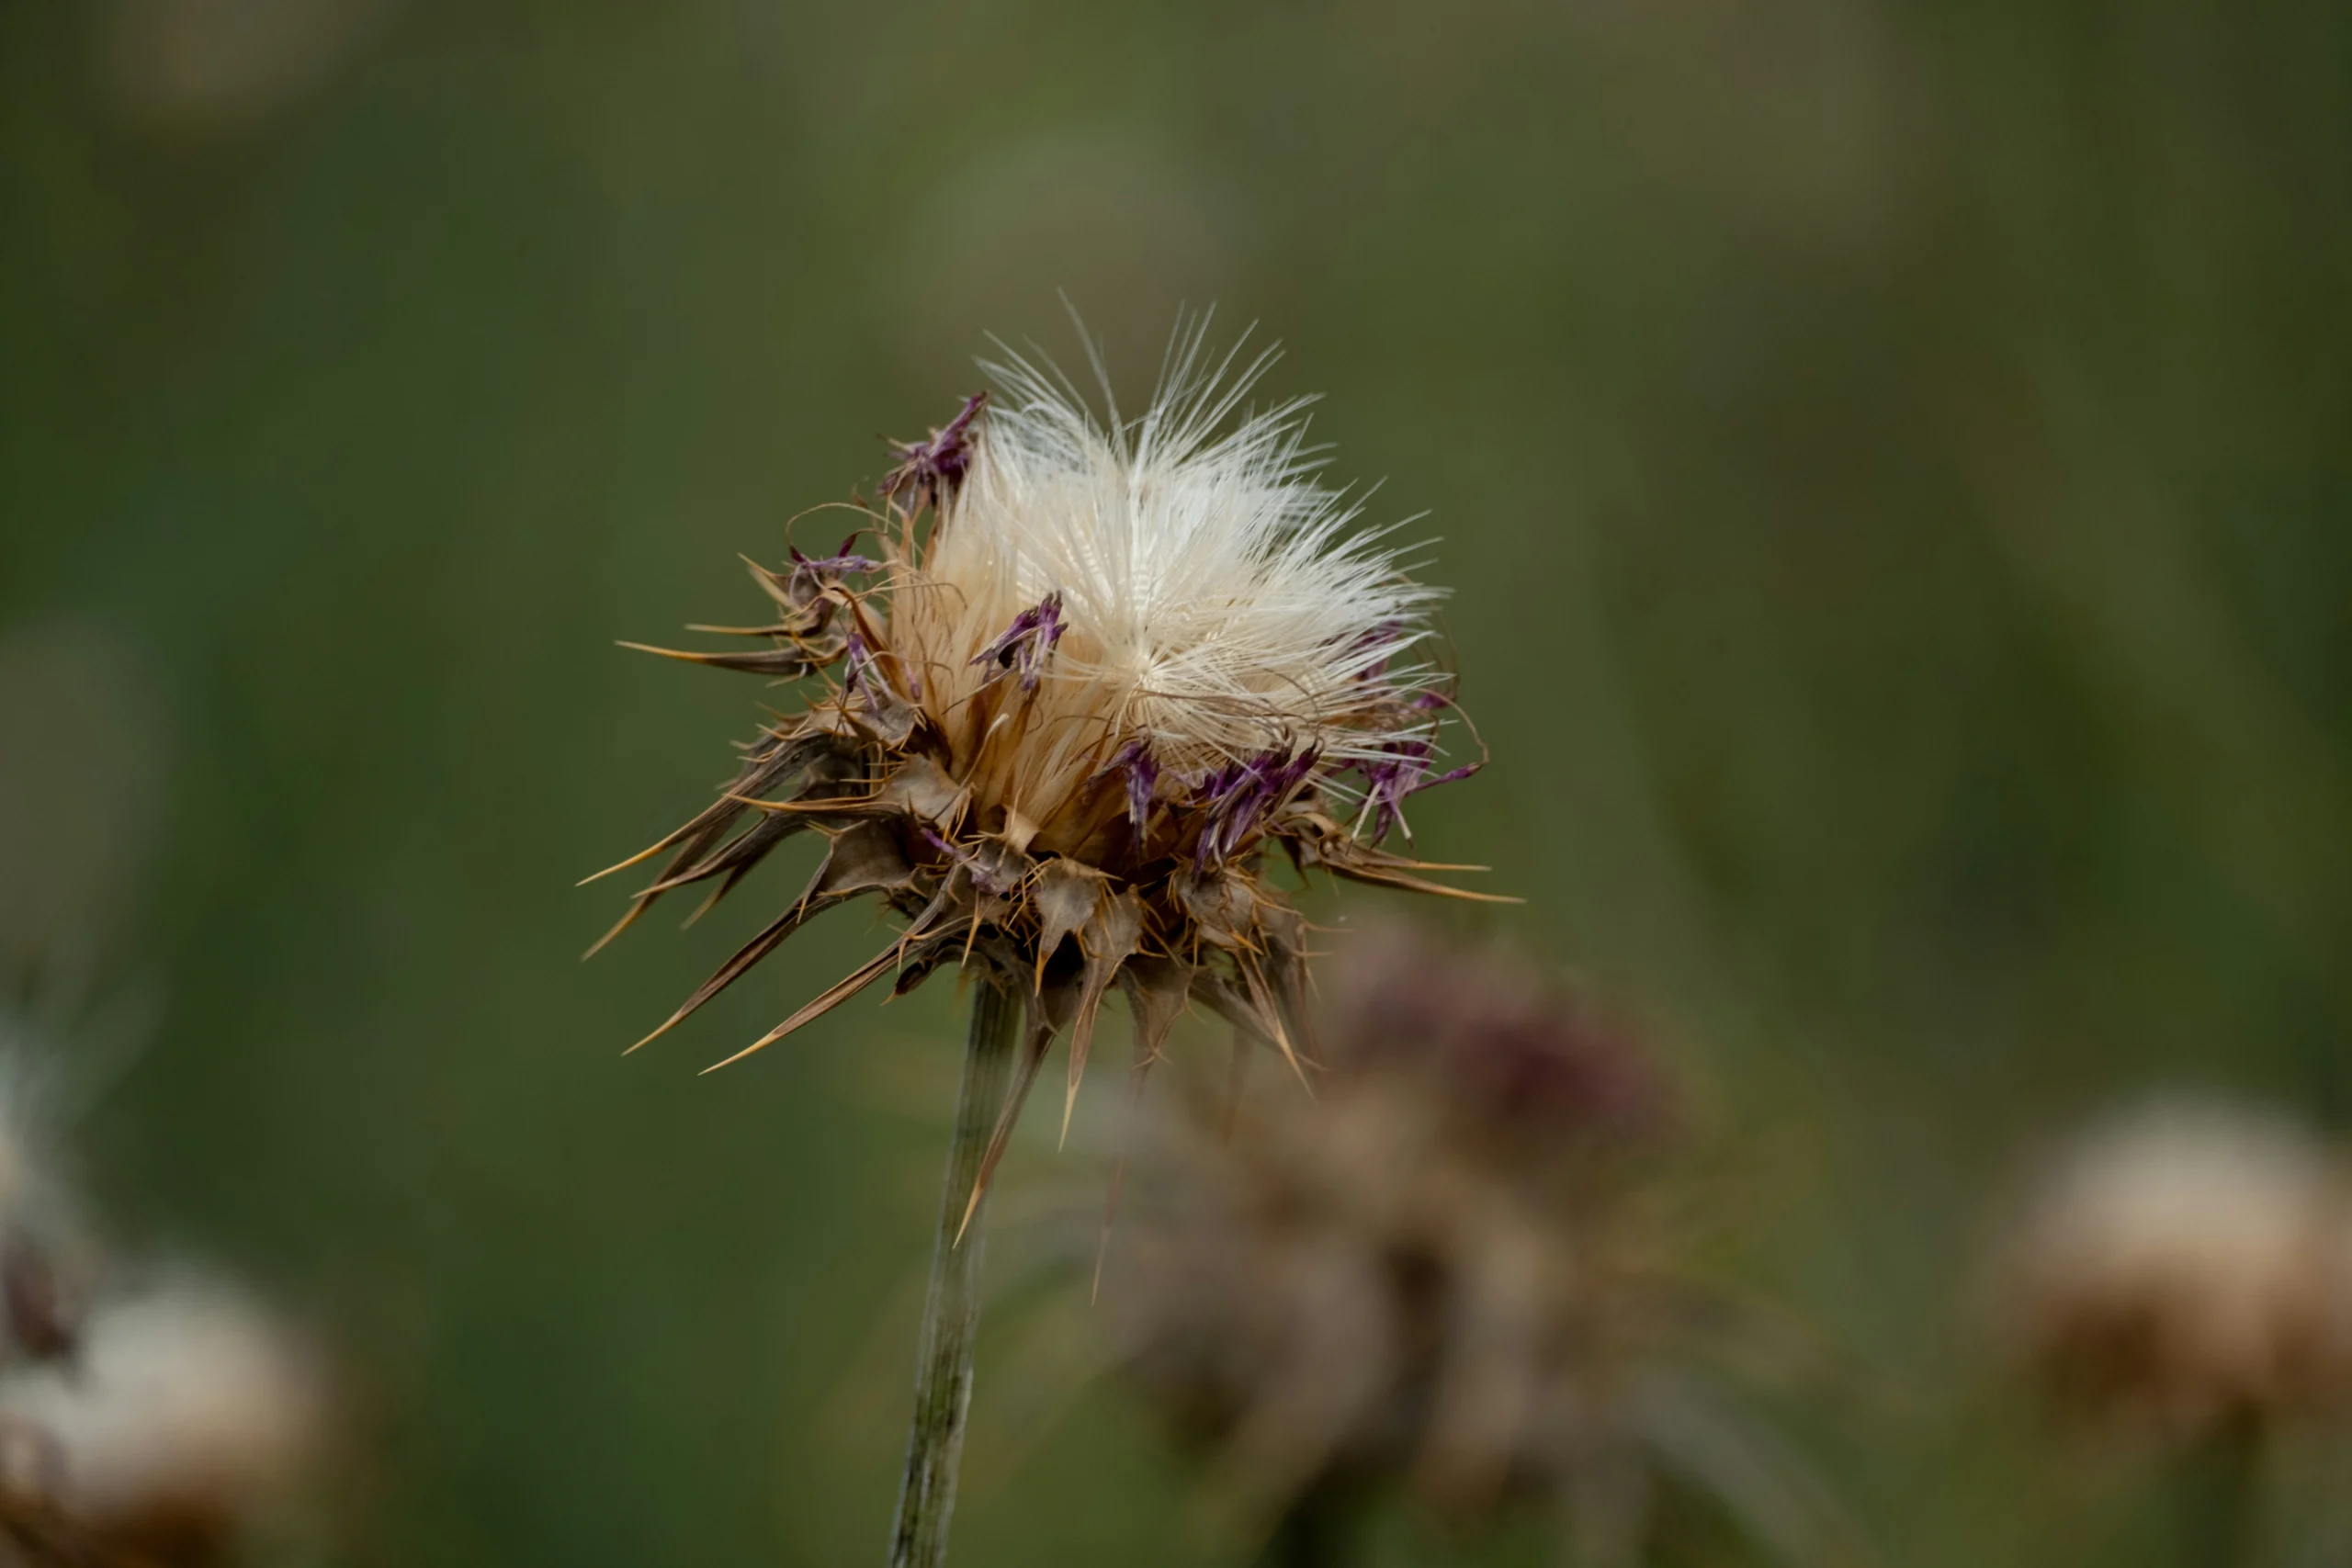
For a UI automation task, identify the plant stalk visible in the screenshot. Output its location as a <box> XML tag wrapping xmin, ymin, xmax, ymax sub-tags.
<box><xmin>1261</xmin><ymin>1478</ymin><xmax>1357</xmax><ymax>1568</ymax></box>
<box><xmin>2178</xmin><ymin>1411</ymin><xmax>2264</xmax><ymax>1568</ymax></box>
<box><xmin>887</xmin><ymin>979</ymin><xmax>1022</xmax><ymax>1568</ymax></box>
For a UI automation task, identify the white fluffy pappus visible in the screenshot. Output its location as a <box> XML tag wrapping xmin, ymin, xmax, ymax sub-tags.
<box><xmin>897</xmin><ymin>320</ymin><xmax>1446</xmax><ymax>824</ymax></box>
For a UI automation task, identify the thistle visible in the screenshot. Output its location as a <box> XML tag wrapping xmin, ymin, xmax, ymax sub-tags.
<box><xmin>0</xmin><ymin>1027</ymin><xmax>322</xmax><ymax>1567</ymax></box>
<box><xmin>1990</xmin><ymin>1100</ymin><xmax>2352</xmax><ymax>1563</ymax></box>
<box><xmin>1994</xmin><ymin>1100</ymin><xmax>2352</xmax><ymax>1440</ymax></box>
<box><xmin>592</xmin><ymin>320</ymin><xmax>1490</xmax><ymax>1566</ymax></box>
<box><xmin>1052</xmin><ymin>922</ymin><xmax>1856</xmax><ymax>1566</ymax></box>
<box><xmin>0</xmin><ymin>631</ymin><xmax>327</xmax><ymax>1567</ymax></box>
<box><xmin>0</xmin><ymin>1279</ymin><xmax>325</xmax><ymax>1568</ymax></box>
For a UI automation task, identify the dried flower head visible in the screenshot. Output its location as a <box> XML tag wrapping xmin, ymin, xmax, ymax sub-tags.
<box><xmin>0</xmin><ymin>1278</ymin><xmax>324</xmax><ymax>1565</ymax></box>
<box><xmin>1993</xmin><ymin>1100</ymin><xmax>2352</xmax><ymax>1440</ymax></box>
<box><xmin>1063</xmin><ymin>925</ymin><xmax>1850</xmax><ymax>1562</ymax></box>
<box><xmin>594</xmin><ymin>321</ymin><xmax>1492</xmax><ymax>1197</ymax></box>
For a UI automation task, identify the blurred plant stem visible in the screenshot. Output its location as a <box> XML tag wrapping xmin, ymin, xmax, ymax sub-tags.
<box><xmin>2177</xmin><ymin>1415</ymin><xmax>2264</xmax><ymax>1568</ymax></box>
<box><xmin>1261</xmin><ymin>1481</ymin><xmax>1359</xmax><ymax>1568</ymax></box>
<box><xmin>887</xmin><ymin>980</ymin><xmax>1021</xmax><ymax>1568</ymax></box>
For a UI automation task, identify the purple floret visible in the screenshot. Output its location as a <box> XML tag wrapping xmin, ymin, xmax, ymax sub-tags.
<box><xmin>786</xmin><ymin>535</ymin><xmax>882</xmax><ymax>600</ymax></box>
<box><xmin>884</xmin><ymin>390</ymin><xmax>988</xmax><ymax>508</ymax></box>
<box><xmin>1193</xmin><ymin>745</ymin><xmax>1321</xmax><ymax>872</ymax></box>
<box><xmin>1096</xmin><ymin>739</ymin><xmax>1161</xmax><ymax>836</ymax></box>
<box><xmin>922</xmin><ymin>826</ymin><xmax>1015</xmax><ymax>895</ymax></box>
<box><xmin>969</xmin><ymin>592</ymin><xmax>1067</xmax><ymax>693</ymax></box>
<box><xmin>842</xmin><ymin>628</ymin><xmax>878</xmax><ymax>704</ymax></box>
<box><xmin>1356</xmin><ymin>718</ymin><xmax>1476</xmax><ymax>844</ymax></box>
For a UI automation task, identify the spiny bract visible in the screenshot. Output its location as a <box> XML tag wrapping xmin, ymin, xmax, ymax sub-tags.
<box><xmin>591</xmin><ymin>321</ymin><xmax>1489</xmax><ymax>1208</ymax></box>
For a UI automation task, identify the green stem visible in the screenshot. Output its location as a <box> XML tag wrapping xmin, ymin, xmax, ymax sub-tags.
<box><xmin>1261</xmin><ymin>1480</ymin><xmax>1356</xmax><ymax>1568</ymax></box>
<box><xmin>2178</xmin><ymin>1412</ymin><xmax>2264</xmax><ymax>1568</ymax></box>
<box><xmin>887</xmin><ymin>980</ymin><xmax>1021</xmax><ymax>1568</ymax></box>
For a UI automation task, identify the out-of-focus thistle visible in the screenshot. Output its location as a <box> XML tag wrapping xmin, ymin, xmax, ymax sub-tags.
<box><xmin>1993</xmin><ymin>1100</ymin><xmax>2352</xmax><ymax>1441</ymax></box>
<box><xmin>0</xmin><ymin>1062</ymin><xmax>323</xmax><ymax>1567</ymax></box>
<box><xmin>1994</xmin><ymin>1104</ymin><xmax>2352</xmax><ymax>1448</ymax></box>
<box><xmin>592</xmin><ymin>319</ymin><xmax>1492</xmax><ymax>1567</ymax></box>
<box><xmin>0</xmin><ymin>1279</ymin><xmax>323</xmax><ymax>1568</ymax></box>
<box><xmin>1991</xmin><ymin>1100</ymin><xmax>2352</xmax><ymax>1566</ymax></box>
<box><xmin>0</xmin><ymin>619</ymin><xmax>330</xmax><ymax>1566</ymax></box>
<box><xmin>1075</xmin><ymin>923</ymin><xmax>1855</xmax><ymax>1568</ymax></box>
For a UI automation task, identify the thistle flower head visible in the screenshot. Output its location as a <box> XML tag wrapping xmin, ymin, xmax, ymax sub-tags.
<box><xmin>594</xmin><ymin>320</ymin><xmax>1492</xmax><ymax>1201</ymax></box>
<box><xmin>1993</xmin><ymin>1099</ymin><xmax>2352</xmax><ymax>1439</ymax></box>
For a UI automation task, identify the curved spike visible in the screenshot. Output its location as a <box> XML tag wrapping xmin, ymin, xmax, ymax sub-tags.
<box><xmin>1236</xmin><ymin>949</ymin><xmax>1312</xmax><ymax>1092</ymax></box>
<box><xmin>1322</xmin><ymin>861</ymin><xmax>1523</xmax><ymax>903</ymax></box>
<box><xmin>698</xmin><ymin>942</ymin><xmax>905</xmax><ymax>1074</ymax></box>
<box><xmin>954</xmin><ymin>1031</ymin><xmax>1048</xmax><ymax>1247</ymax></box>
<box><xmin>1060</xmin><ymin>891</ymin><xmax>1144</xmax><ymax>1146</ymax></box>
<box><xmin>627</xmin><ymin>895</ymin><xmax>831</xmax><ymax>1054</ymax></box>
<box><xmin>616</xmin><ymin>640</ymin><xmax>830</xmax><ymax>676</ymax></box>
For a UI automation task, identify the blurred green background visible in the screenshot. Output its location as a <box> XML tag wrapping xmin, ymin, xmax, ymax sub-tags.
<box><xmin>3</xmin><ymin>1</ymin><xmax>2348</xmax><ymax>1562</ymax></box>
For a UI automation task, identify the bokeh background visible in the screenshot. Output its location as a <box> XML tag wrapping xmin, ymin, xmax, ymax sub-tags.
<box><xmin>4</xmin><ymin>1</ymin><xmax>2349</xmax><ymax>1562</ymax></box>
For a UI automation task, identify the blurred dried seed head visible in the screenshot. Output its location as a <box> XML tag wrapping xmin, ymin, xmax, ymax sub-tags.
<box><xmin>0</xmin><ymin>1280</ymin><xmax>325</xmax><ymax>1566</ymax></box>
<box><xmin>1085</xmin><ymin>923</ymin><xmax>1848</xmax><ymax>1562</ymax></box>
<box><xmin>1993</xmin><ymin>1100</ymin><xmax>2352</xmax><ymax>1442</ymax></box>
<box><xmin>1319</xmin><ymin>920</ymin><xmax>1677</xmax><ymax>1152</ymax></box>
<box><xmin>595</xmin><ymin>318</ymin><xmax>1493</xmax><ymax>1214</ymax></box>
